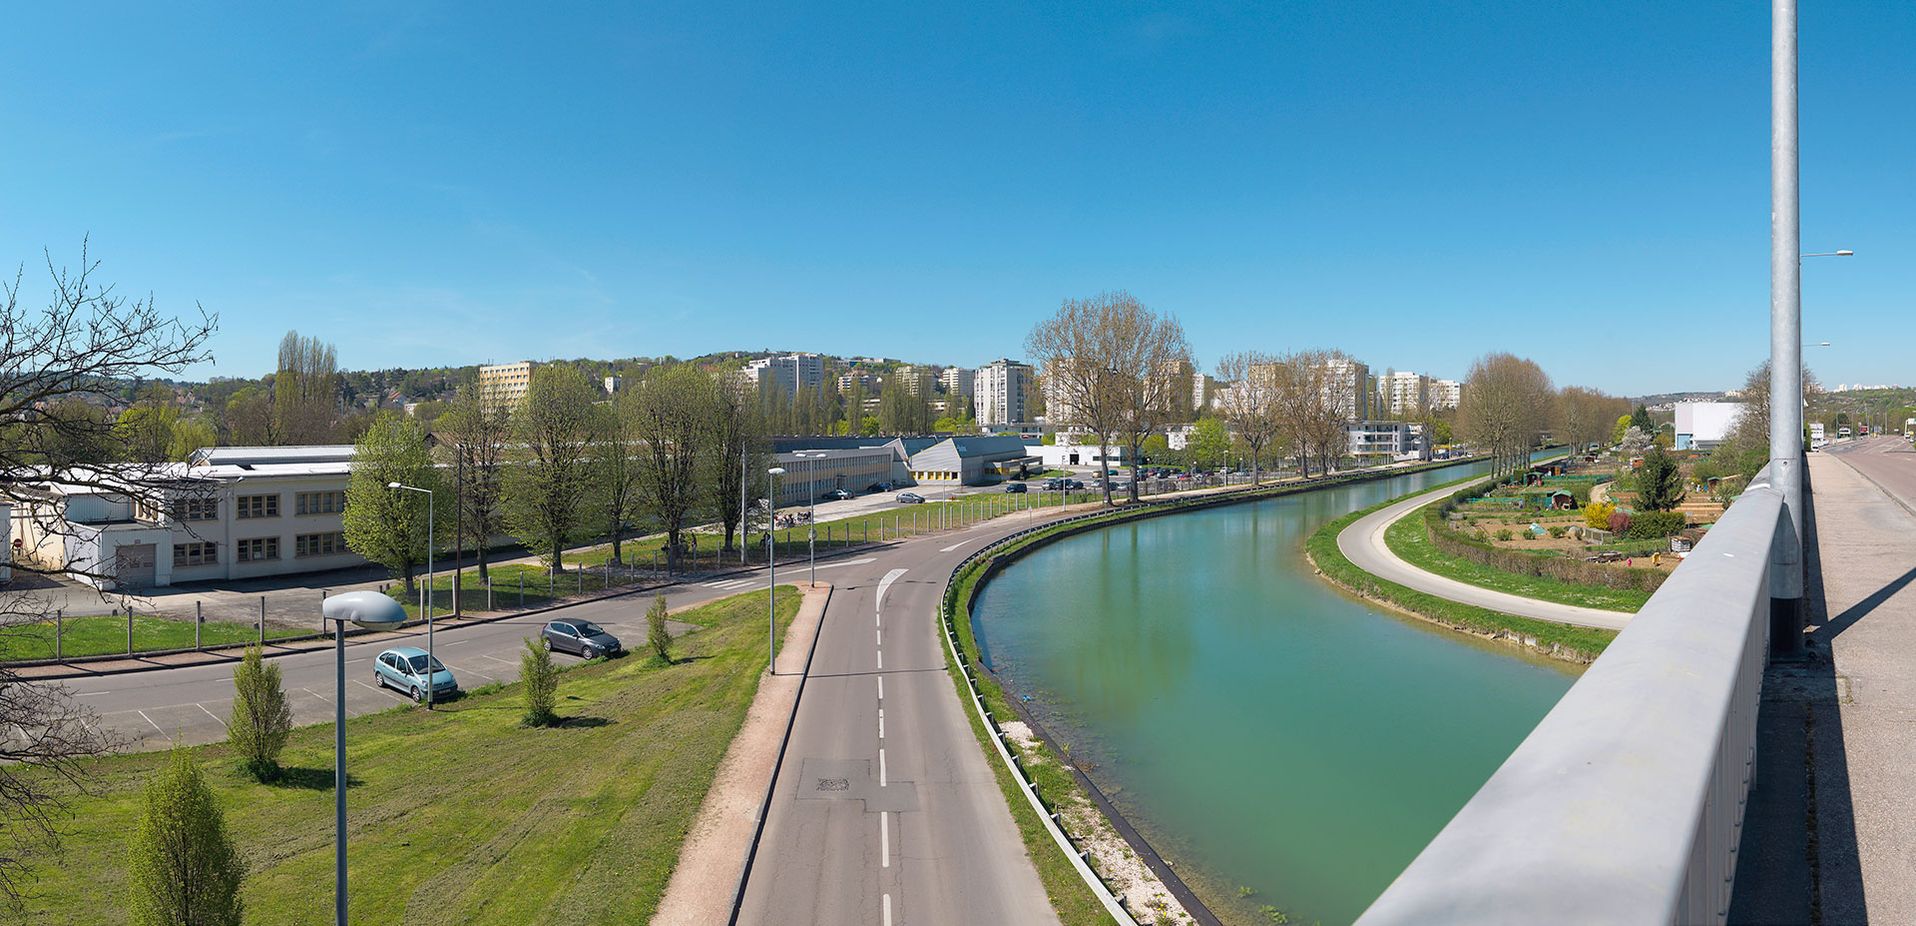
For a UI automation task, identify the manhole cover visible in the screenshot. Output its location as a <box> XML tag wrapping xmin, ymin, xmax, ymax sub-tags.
<box><xmin>816</xmin><ymin>778</ymin><xmax>849</xmax><ymax>792</ymax></box>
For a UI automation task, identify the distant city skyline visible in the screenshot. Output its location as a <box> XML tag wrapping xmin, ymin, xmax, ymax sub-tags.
<box><xmin>2</xmin><ymin>3</ymin><xmax>1910</xmax><ymax>393</ymax></box>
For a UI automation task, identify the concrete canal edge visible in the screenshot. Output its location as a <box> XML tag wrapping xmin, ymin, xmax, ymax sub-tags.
<box><xmin>1303</xmin><ymin>480</ymin><xmax>1615</xmax><ymax>665</ymax></box>
<box><xmin>939</xmin><ymin>457</ymin><xmax>1505</xmax><ymax>925</ymax></box>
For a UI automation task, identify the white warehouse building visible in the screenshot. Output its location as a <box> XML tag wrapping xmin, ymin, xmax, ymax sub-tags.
<box><xmin>14</xmin><ymin>446</ymin><xmax>363</xmax><ymax>590</ymax></box>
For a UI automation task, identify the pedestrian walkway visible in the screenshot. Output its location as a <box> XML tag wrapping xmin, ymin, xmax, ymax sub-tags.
<box><xmin>1733</xmin><ymin>442</ymin><xmax>1916</xmax><ymax>924</ymax></box>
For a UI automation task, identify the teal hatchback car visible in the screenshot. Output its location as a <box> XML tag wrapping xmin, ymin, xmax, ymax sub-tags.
<box><xmin>373</xmin><ymin>646</ymin><xmax>458</xmax><ymax>702</ymax></box>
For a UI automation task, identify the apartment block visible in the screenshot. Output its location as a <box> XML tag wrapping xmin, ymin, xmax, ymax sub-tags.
<box><xmin>974</xmin><ymin>359</ymin><xmax>1034</xmax><ymax>428</ymax></box>
<box><xmin>478</xmin><ymin>361</ymin><xmax>537</xmax><ymax>409</ymax></box>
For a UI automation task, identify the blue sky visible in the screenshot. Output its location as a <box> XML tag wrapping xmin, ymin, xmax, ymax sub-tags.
<box><xmin>2</xmin><ymin>2</ymin><xmax>1909</xmax><ymax>394</ymax></box>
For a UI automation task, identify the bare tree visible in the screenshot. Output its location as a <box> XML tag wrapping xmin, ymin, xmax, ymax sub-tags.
<box><xmin>1458</xmin><ymin>352</ymin><xmax>1554</xmax><ymax>478</ymax></box>
<box><xmin>1026</xmin><ymin>292</ymin><xmax>1134</xmax><ymax>506</ymax></box>
<box><xmin>1110</xmin><ymin>308</ymin><xmax>1192</xmax><ymax>503</ymax></box>
<box><xmin>594</xmin><ymin>390</ymin><xmax>642</xmax><ymax>566</ymax></box>
<box><xmin>1555</xmin><ymin>386</ymin><xmax>1631</xmax><ymax>452</ymax></box>
<box><xmin>631</xmin><ymin>364</ymin><xmax>712</xmax><ymax>570</ymax></box>
<box><xmin>1214</xmin><ymin>351</ymin><xmax>1283</xmax><ymax>484</ymax></box>
<box><xmin>0</xmin><ymin>243</ymin><xmax>213</xmax><ymax>903</ymax></box>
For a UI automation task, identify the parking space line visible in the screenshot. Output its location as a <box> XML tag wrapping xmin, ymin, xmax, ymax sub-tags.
<box><xmin>136</xmin><ymin>710</ymin><xmax>164</xmax><ymax>737</ymax></box>
<box><xmin>196</xmin><ymin>703</ymin><xmax>227</xmax><ymax>728</ymax></box>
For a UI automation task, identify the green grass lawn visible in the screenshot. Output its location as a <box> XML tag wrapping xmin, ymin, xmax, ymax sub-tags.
<box><xmin>0</xmin><ymin>615</ymin><xmax>305</xmax><ymax>662</ymax></box>
<box><xmin>385</xmin><ymin>561</ymin><xmax>632</xmax><ymax>617</ymax></box>
<box><xmin>13</xmin><ymin>586</ymin><xmax>800</xmax><ymax>925</ymax></box>
<box><xmin>1385</xmin><ymin>508</ymin><xmax>1650</xmax><ymax>612</ymax></box>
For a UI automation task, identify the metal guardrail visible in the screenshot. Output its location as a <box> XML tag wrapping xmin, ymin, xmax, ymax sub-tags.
<box><xmin>1358</xmin><ymin>466</ymin><xmax>1786</xmax><ymax>925</ymax></box>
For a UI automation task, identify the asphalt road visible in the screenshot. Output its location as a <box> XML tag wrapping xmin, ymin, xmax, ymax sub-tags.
<box><xmin>735</xmin><ymin>514</ymin><xmax>1061</xmax><ymax>926</ymax></box>
<box><xmin>1337</xmin><ymin>483</ymin><xmax>1635</xmax><ymax>631</ymax></box>
<box><xmin>58</xmin><ymin>555</ymin><xmax>886</xmax><ymax>751</ymax></box>
<box><xmin>1823</xmin><ymin>434</ymin><xmax>1916</xmax><ymax>511</ymax></box>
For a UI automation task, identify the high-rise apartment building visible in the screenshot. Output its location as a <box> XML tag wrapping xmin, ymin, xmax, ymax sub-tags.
<box><xmin>743</xmin><ymin>353</ymin><xmax>825</xmax><ymax>395</ymax></box>
<box><xmin>894</xmin><ymin>365</ymin><xmax>936</xmax><ymax>397</ymax></box>
<box><xmin>1431</xmin><ymin>379</ymin><xmax>1463</xmax><ymax>410</ymax></box>
<box><xmin>1376</xmin><ymin>371</ymin><xmax>1432</xmax><ymax>416</ymax></box>
<box><xmin>1321</xmin><ymin>356</ymin><xmax>1371</xmax><ymax>421</ymax></box>
<box><xmin>478</xmin><ymin>361</ymin><xmax>537</xmax><ymax>409</ymax></box>
<box><xmin>974</xmin><ymin>359</ymin><xmax>1033</xmax><ymax>428</ymax></box>
<box><xmin>940</xmin><ymin>366</ymin><xmax>973</xmax><ymax>398</ymax></box>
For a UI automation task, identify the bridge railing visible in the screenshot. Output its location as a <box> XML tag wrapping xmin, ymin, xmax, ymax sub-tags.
<box><xmin>1358</xmin><ymin>466</ymin><xmax>1787</xmax><ymax>926</ymax></box>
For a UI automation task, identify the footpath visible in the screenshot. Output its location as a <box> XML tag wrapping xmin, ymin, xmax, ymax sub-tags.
<box><xmin>1733</xmin><ymin>442</ymin><xmax>1916</xmax><ymax>924</ymax></box>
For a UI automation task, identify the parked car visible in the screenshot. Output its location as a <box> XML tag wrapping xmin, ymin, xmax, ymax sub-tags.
<box><xmin>542</xmin><ymin>619</ymin><xmax>623</xmax><ymax>658</ymax></box>
<box><xmin>1003</xmin><ymin>482</ymin><xmax>1027</xmax><ymax>494</ymax></box>
<box><xmin>373</xmin><ymin>646</ymin><xmax>458</xmax><ymax>702</ymax></box>
<box><xmin>1042</xmin><ymin>477</ymin><xmax>1066</xmax><ymax>490</ymax></box>
<box><xmin>1065</xmin><ymin>479</ymin><xmax>1086</xmax><ymax>490</ymax></box>
<box><xmin>866</xmin><ymin>483</ymin><xmax>888</xmax><ymax>494</ymax></box>
<box><xmin>896</xmin><ymin>491</ymin><xmax>926</xmax><ymax>504</ymax></box>
<box><xmin>822</xmin><ymin>488</ymin><xmax>853</xmax><ymax>501</ymax></box>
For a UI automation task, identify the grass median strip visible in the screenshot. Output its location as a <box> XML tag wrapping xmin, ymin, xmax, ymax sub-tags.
<box><xmin>1383</xmin><ymin>507</ymin><xmax>1650</xmax><ymax>613</ymax></box>
<box><xmin>14</xmin><ymin>586</ymin><xmax>799</xmax><ymax>926</ymax></box>
<box><xmin>0</xmin><ymin>615</ymin><xmax>305</xmax><ymax>662</ymax></box>
<box><xmin>1308</xmin><ymin>492</ymin><xmax>1614</xmax><ymax>662</ymax></box>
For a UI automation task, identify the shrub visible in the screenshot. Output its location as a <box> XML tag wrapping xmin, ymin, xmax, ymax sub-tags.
<box><xmin>1624</xmin><ymin>510</ymin><xmax>1687</xmax><ymax>540</ymax></box>
<box><xmin>1495</xmin><ymin>528</ymin><xmax>1515</xmax><ymax>542</ymax></box>
<box><xmin>1608</xmin><ymin>511</ymin><xmax>1632</xmax><ymax>534</ymax></box>
<box><xmin>229</xmin><ymin>645</ymin><xmax>292</xmax><ymax>782</ymax></box>
<box><xmin>520</xmin><ymin>637</ymin><xmax>558</xmax><ymax>727</ymax></box>
<box><xmin>1583</xmin><ymin>500</ymin><xmax>1617</xmax><ymax>529</ymax></box>
<box><xmin>1548</xmin><ymin>525</ymin><xmax>1568</xmax><ymax>539</ymax></box>
<box><xmin>127</xmin><ymin>748</ymin><xmax>244</xmax><ymax>926</ymax></box>
<box><xmin>647</xmin><ymin>594</ymin><xmax>672</xmax><ymax>665</ymax></box>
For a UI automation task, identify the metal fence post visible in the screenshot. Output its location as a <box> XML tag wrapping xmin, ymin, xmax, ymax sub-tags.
<box><xmin>125</xmin><ymin>608</ymin><xmax>132</xmax><ymax>656</ymax></box>
<box><xmin>488</xmin><ymin>575</ymin><xmax>494</xmax><ymax>611</ymax></box>
<box><xmin>519</xmin><ymin>572</ymin><xmax>525</xmax><ymax>608</ymax></box>
<box><xmin>56</xmin><ymin>609</ymin><xmax>63</xmax><ymax>661</ymax></box>
<box><xmin>259</xmin><ymin>596</ymin><xmax>267</xmax><ymax>646</ymax></box>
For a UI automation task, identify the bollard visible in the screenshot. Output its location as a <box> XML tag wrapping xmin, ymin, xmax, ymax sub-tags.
<box><xmin>577</xmin><ymin>569</ymin><xmax>583</xmax><ymax>596</ymax></box>
<box><xmin>320</xmin><ymin>589</ymin><xmax>327</xmax><ymax>633</ymax></box>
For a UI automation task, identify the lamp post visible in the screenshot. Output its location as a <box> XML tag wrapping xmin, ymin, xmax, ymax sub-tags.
<box><xmin>320</xmin><ymin>591</ymin><xmax>406</xmax><ymax>926</ymax></box>
<box><xmin>766</xmin><ymin>466</ymin><xmax>786</xmax><ymax>673</ymax></box>
<box><xmin>794</xmin><ymin>451</ymin><xmax>823</xmax><ymax>586</ymax></box>
<box><xmin>387</xmin><ymin>482</ymin><xmax>435</xmax><ymax>706</ymax></box>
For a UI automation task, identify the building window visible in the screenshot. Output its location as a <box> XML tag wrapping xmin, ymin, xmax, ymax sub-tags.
<box><xmin>237</xmin><ymin>537</ymin><xmax>279</xmax><ymax>562</ymax></box>
<box><xmin>295</xmin><ymin>532</ymin><xmax>345</xmax><ymax>558</ymax></box>
<box><xmin>236</xmin><ymin>494</ymin><xmax>279</xmax><ymax>519</ymax></box>
<box><xmin>173</xmin><ymin>542</ymin><xmax>217</xmax><ymax>567</ymax></box>
<box><xmin>170</xmin><ymin>498</ymin><xmax>218</xmax><ymax>521</ymax></box>
<box><xmin>296</xmin><ymin>491</ymin><xmax>345</xmax><ymax>516</ymax></box>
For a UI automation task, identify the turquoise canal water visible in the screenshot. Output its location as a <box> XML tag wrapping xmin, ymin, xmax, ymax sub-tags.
<box><xmin>970</xmin><ymin>462</ymin><xmax>1578</xmax><ymax>926</ymax></box>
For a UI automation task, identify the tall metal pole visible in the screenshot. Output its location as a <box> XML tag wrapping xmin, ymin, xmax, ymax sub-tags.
<box><xmin>767</xmin><ymin>467</ymin><xmax>781</xmax><ymax>674</ymax></box>
<box><xmin>739</xmin><ymin>447</ymin><xmax>748</xmax><ymax>565</ymax></box>
<box><xmin>333</xmin><ymin>620</ymin><xmax>347</xmax><ymax>926</ymax></box>
<box><xmin>1770</xmin><ymin>0</ymin><xmax>1805</xmax><ymax>651</ymax></box>
<box><xmin>425</xmin><ymin>492</ymin><xmax>436</xmax><ymax>706</ymax></box>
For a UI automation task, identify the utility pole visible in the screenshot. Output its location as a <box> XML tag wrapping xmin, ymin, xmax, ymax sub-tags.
<box><xmin>1769</xmin><ymin>0</ymin><xmax>1805</xmax><ymax>654</ymax></box>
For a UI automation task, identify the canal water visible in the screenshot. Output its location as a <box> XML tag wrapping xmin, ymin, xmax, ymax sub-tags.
<box><xmin>970</xmin><ymin>462</ymin><xmax>1578</xmax><ymax>926</ymax></box>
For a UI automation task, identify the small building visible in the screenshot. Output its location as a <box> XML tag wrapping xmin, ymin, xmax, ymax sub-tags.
<box><xmin>909</xmin><ymin>435</ymin><xmax>1038</xmax><ymax>485</ymax></box>
<box><xmin>1674</xmin><ymin>401</ymin><xmax>1743</xmax><ymax>450</ymax></box>
<box><xmin>771</xmin><ymin>443</ymin><xmax>917</xmax><ymax>506</ymax></box>
<box><xmin>1547</xmin><ymin>489</ymin><xmax>1577</xmax><ymax>510</ymax></box>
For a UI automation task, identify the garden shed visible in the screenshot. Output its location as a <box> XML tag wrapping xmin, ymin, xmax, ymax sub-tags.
<box><xmin>1547</xmin><ymin>489</ymin><xmax>1576</xmax><ymax>510</ymax></box>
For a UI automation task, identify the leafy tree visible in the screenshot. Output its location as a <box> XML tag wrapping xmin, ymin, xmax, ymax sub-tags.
<box><xmin>595</xmin><ymin>391</ymin><xmax>643</xmax><ymax>565</ymax></box>
<box><xmin>709</xmin><ymin>371</ymin><xmax>764</xmax><ymax>555</ymax></box>
<box><xmin>520</xmin><ymin>637</ymin><xmax>558</xmax><ymax>726</ymax></box>
<box><xmin>1636</xmin><ymin>444</ymin><xmax>1687</xmax><ymax>511</ymax></box>
<box><xmin>1188</xmin><ymin>417</ymin><xmax>1231</xmax><ymax>470</ymax></box>
<box><xmin>647</xmin><ymin>595</ymin><xmax>672</xmax><ymax>665</ymax></box>
<box><xmin>631</xmin><ymin>364</ymin><xmax>712</xmax><ymax>569</ymax></box>
<box><xmin>116</xmin><ymin>387</ymin><xmax>180</xmax><ymax>463</ymax></box>
<box><xmin>1610</xmin><ymin>414</ymin><xmax>1633</xmax><ymax>446</ymax></box>
<box><xmin>343</xmin><ymin>412</ymin><xmax>440</xmax><ymax>593</ymax></box>
<box><xmin>167</xmin><ymin>416</ymin><xmax>217</xmax><ymax>460</ymax></box>
<box><xmin>435</xmin><ymin>381</ymin><xmax>511</xmax><ymax>581</ymax></box>
<box><xmin>222</xmin><ymin>384</ymin><xmax>276</xmax><ymax>445</ymax></box>
<box><xmin>273</xmin><ymin>330</ymin><xmax>339</xmax><ymax>443</ymax></box>
<box><xmin>502</xmin><ymin>365</ymin><xmax>601</xmax><ymax>572</ymax></box>
<box><xmin>229</xmin><ymin>645</ymin><xmax>293</xmax><ymax>781</ymax></box>
<box><xmin>126</xmin><ymin>748</ymin><xmax>244</xmax><ymax>926</ymax></box>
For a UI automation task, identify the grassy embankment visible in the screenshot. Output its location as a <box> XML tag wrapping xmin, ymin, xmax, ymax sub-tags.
<box><xmin>1382</xmin><ymin>510</ymin><xmax>1652</xmax><ymax>612</ymax></box>
<box><xmin>0</xmin><ymin>615</ymin><xmax>305</xmax><ymax>662</ymax></box>
<box><xmin>1307</xmin><ymin>492</ymin><xmax>1615</xmax><ymax>662</ymax></box>
<box><xmin>11</xmin><ymin>586</ymin><xmax>799</xmax><ymax>926</ymax></box>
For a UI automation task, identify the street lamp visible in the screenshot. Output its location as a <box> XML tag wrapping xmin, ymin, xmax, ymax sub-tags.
<box><xmin>386</xmin><ymin>482</ymin><xmax>435</xmax><ymax>707</ymax></box>
<box><xmin>1801</xmin><ymin>250</ymin><xmax>1854</xmax><ymax>258</ymax></box>
<box><xmin>793</xmin><ymin>451</ymin><xmax>824</xmax><ymax>586</ymax></box>
<box><xmin>766</xmin><ymin>466</ymin><xmax>786</xmax><ymax>674</ymax></box>
<box><xmin>319</xmin><ymin>591</ymin><xmax>405</xmax><ymax>926</ymax></box>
